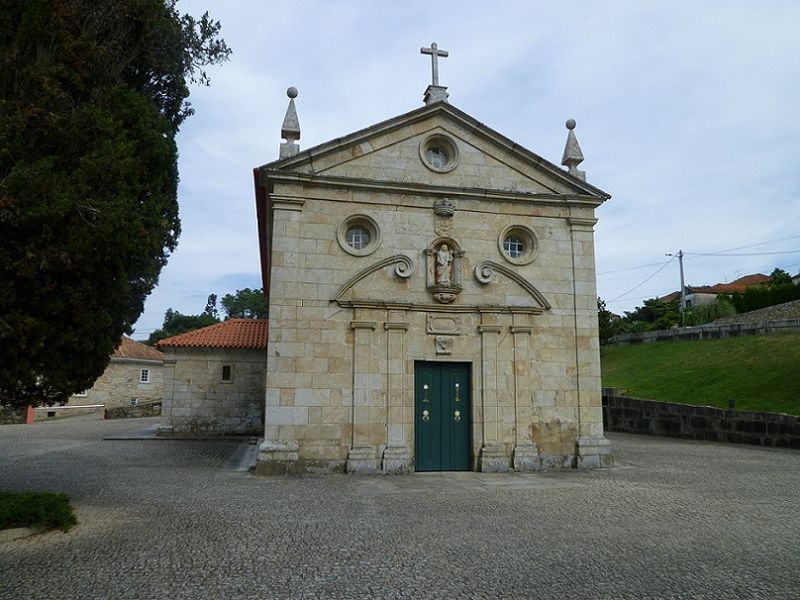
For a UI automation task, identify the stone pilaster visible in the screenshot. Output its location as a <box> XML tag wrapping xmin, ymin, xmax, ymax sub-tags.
<box><xmin>510</xmin><ymin>323</ymin><xmax>539</xmax><ymax>471</ymax></box>
<box><xmin>383</xmin><ymin>316</ymin><xmax>411</xmax><ymax>474</ymax></box>
<box><xmin>478</xmin><ymin>319</ymin><xmax>509</xmax><ymax>472</ymax></box>
<box><xmin>348</xmin><ymin>320</ymin><xmax>378</xmax><ymax>474</ymax></box>
<box><xmin>569</xmin><ymin>215</ymin><xmax>612</xmax><ymax>465</ymax></box>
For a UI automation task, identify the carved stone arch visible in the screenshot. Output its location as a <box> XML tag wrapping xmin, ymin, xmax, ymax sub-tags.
<box><xmin>426</xmin><ymin>235</ymin><xmax>464</xmax><ymax>255</ymax></box>
<box><xmin>473</xmin><ymin>259</ymin><xmax>551</xmax><ymax>309</ymax></box>
<box><xmin>333</xmin><ymin>255</ymin><xmax>415</xmax><ymax>303</ymax></box>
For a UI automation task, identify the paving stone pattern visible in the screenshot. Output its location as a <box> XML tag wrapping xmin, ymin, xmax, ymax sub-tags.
<box><xmin>1</xmin><ymin>416</ymin><xmax>799</xmax><ymax>599</ymax></box>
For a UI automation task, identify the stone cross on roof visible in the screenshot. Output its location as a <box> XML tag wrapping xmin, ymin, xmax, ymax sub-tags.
<box><xmin>421</xmin><ymin>42</ymin><xmax>449</xmax><ymax>86</ymax></box>
<box><xmin>420</xmin><ymin>42</ymin><xmax>450</xmax><ymax>105</ymax></box>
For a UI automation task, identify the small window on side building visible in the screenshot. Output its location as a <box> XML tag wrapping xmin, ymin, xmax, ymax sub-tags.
<box><xmin>222</xmin><ymin>365</ymin><xmax>233</xmax><ymax>382</ymax></box>
<box><xmin>140</xmin><ymin>368</ymin><xmax>150</xmax><ymax>384</ymax></box>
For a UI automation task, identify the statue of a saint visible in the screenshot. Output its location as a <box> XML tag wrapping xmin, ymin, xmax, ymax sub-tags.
<box><xmin>436</xmin><ymin>244</ymin><xmax>453</xmax><ymax>285</ymax></box>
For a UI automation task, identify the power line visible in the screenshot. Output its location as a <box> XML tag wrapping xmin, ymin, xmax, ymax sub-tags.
<box><xmin>609</xmin><ymin>257</ymin><xmax>675</xmax><ymax>302</ymax></box>
<box><xmin>684</xmin><ymin>249</ymin><xmax>800</xmax><ymax>257</ymax></box>
<box><xmin>711</xmin><ymin>234</ymin><xmax>800</xmax><ymax>254</ymax></box>
<box><xmin>597</xmin><ymin>261</ymin><xmax>670</xmax><ymax>275</ymax></box>
<box><xmin>600</xmin><ymin>235</ymin><xmax>800</xmax><ymax>275</ymax></box>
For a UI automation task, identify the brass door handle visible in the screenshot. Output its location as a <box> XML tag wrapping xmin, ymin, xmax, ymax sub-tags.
<box><xmin>454</xmin><ymin>410</ymin><xmax>461</xmax><ymax>422</ymax></box>
<box><xmin>422</xmin><ymin>409</ymin><xmax>430</xmax><ymax>422</ymax></box>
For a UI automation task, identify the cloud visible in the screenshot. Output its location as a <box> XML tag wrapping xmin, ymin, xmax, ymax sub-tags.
<box><xmin>133</xmin><ymin>1</ymin><xmax>800</xmax><ymax>335</ymax></box>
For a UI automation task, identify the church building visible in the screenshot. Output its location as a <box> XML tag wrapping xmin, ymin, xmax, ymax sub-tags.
<box><xmin>253</xmin><ymin>44</ymin><xmax>612</xmax><ymax>474</ymax></box>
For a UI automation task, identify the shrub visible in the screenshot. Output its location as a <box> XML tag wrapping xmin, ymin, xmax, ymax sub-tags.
<box><xmin>685</xmin><ymin>299</ymin><xmax>737</xmax><ymax>326</ymax></box>
<box><xmin>0</xmin><ymin>491</ymin><xmax>78</xmax><ymax>532</ymax></box>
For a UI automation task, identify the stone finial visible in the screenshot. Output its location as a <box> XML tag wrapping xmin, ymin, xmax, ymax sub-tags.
<box><xmin>561</xmin><ymin>118</ymin><xmax>586</xmax><ymax>181</ymax></box>
<box><xmin>280</xmin><ymin>87</ymin><xmax>300</xmax><ymax>159</ymax></box>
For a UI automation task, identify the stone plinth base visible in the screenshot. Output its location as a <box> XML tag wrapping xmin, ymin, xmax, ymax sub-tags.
<box><xmin>512</xmin><ymin>443</ymin><xmax>539</xmax><ymax>471</ymax></box>
<box><xmin>157</xmin><ymin>424</ymin><xmax>174</xmax><ymax>436</ymax></box>
<box><xmin>256</xmin><ymin>440</ymin><xmax>301</xmax><ymax>475</ymax></box>
<box><xmin>479</xmin><ymin>444</ymin><xmax>510</xmax><ymax>472</ymax></box>
<box><xmin>576</xmin><ymin>436</ymin><xmax>613</xmax><ymax>468</ymax></box>
<box><xmin>347</xmin><ymin>446</ymin><xmax>378</xmax><ymax>474</ymax></box>
<box><xmin>382</xmin><ymin>446</ymin><xmax>411</xmax><ymax>474</ymax></box>
<box><xmin>424</xmin><ymin>84</ymin><xmax>449</xmax><ymax>105</ymax></box>
<box><xmin>539</xmin><ymin>454</ymin><xmax>577</xmax><ymax>470</ymax></box>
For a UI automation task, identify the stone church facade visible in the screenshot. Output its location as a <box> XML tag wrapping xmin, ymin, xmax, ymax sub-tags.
<box><xmin>254</xmin><ymin>70</ymin><xmax>612</xmax><ymax>474</ymax></box>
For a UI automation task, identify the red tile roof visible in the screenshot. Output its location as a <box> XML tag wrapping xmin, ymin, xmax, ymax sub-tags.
<box><xmin>688</xmin><ymin>273</ymin><xmax>769</xmax><ymax>295</ymax></box>
<box><xmin>658</xmin><ymin>291</ymin><xmax>682</xmax><ymax>303</ymax></box>
<box><xmin>156</xmin><ymin>319</ymin><xmax>268</xmax><ymax>350</ymax></box>
<box><xmin>114</xmin><ymin>336</ymin><xmax>164</xmax><ymax>361</ymax></box>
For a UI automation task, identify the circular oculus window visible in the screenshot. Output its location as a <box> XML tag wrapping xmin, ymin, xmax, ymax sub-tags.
<box><xmin>337</xmin><ymin>215</ymin><xmax>381</xmax><ymax>256</ymax></box>
<box><xmin>498</xmin><ymin>225</ymin><xmax>539</xmax><ymax>265</ymax></box>
<box><xmin>419</xmin><ymin>134</ymin><xmax>459</xmax><ymax>173</ymax></box>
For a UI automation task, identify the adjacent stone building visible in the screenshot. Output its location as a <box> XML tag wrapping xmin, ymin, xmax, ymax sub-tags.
<box><xmin>253</xmin><ymin>50</ymin><xmax>613</xmax><ymax>474</ymax></box>
<box><xmin>70</xmin><ymin>336</ymin><xmax>163</xmax><ymax>408</ymax></box>
<box><xmin>157</xmin><ymin>319</ymin><xmax>266</xmax><ymax>435</ymax></box>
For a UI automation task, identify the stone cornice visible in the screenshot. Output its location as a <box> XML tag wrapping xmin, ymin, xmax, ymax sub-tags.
<box><xmin>510</xmin><ymin>326</ymin><xmax>534</xmax><ymax>334</ymax></box>
<box><xmin>263</xmin><ymin>171</ymin><xmax>604</xmax><ymax>210</ymax></box>
<box><xmin>270</xmin><ymin>196</ymin><xmax>305</xmax><ymax>211</ymax></box>
<box><xmin>567</xmin><ymin>217</ymin><xmax>598</xmax><ymax>231</ymax></box>
<box><xmin>337</xmin><ymin>299</ymin><xmax>546</xmax><ymax>315</ymax></box>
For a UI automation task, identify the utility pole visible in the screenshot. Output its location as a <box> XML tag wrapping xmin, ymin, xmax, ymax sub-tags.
<box><xmin>666</xmin><ymin>250</ymin><xmax>686</xmax><ymax>326</ymax></box>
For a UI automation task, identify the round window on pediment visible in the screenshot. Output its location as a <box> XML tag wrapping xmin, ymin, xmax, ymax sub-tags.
<box><xmin>337</xmin><ymin>215</ymin><xmax>381</xmax><ymax>256</ymax></box>
<box><xmin>499</xmin><ymin>225</ymin><xmax>539</xmax><ymax>265</ymax></box>
<box><xmin>420</xmin><ymin>134</ymin><xmax>459</xmax><ymax>173</ymax></box>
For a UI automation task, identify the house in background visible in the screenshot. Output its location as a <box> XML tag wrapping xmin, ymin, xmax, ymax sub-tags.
<box><xmin>156</xmin><ymin>319</ymin><xmax>267</xmax><ymax>436</ymax></box>
<box><xmin>685</xmin><ymin>273</ymin><xmax>769</xmax><ymax>307</ymax></box>
<box><xmin>660</xmin><ymin>273</ymin><xmax>769</xmax><ymax>308</ymax></box>
<box><xmin>70</xmin><ymin>336</ymin><xmax>164</xmax><ymax>408</ymax></box>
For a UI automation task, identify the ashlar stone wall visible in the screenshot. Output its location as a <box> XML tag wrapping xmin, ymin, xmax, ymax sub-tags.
<box><xmin>70</xmin><ymin>359</ymin><xmax>163</xmax><ymax>408</ymax></box>
<box><xmin>159</xmin><ymin>347</ymin><xmax>265</xmax><ymax>435</ymax></box>
<box><xmin>257</xmin><ymin>109</ymin><xmax>610</xmax><ymax>473</ymax></box>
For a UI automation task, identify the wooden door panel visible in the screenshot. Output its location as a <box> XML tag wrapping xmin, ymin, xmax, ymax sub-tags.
<box><xmin>415</xmin><ymin>362</ymin><xmax>471</xmax><ymax>471</ymax></box>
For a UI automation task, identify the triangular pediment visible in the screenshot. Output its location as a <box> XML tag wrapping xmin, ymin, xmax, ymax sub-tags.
<box><xmin>259</xmin><ymin>103</ymin><xmax>608</xmax><ymax>201</ymax></box>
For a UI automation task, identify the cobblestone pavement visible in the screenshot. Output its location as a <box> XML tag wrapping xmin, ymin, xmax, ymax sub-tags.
<box><xmin>1</xmin><ymin>416</ymin><xmax>799</xmax><ymax>599</ymax></box>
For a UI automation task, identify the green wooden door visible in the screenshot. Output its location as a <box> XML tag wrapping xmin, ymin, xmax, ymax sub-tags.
<box><xmin>414</xmin><ymin>362</ymin><xmax>471</xmax><ymax>471</ymax></box>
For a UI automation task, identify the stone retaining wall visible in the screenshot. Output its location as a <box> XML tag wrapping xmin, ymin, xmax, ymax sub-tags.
<box><xmin>105</xmin><ymin>401</ymin><xmax>161</xmax><ymax>420</ymax></box>
<box><xmin>602</xmin><ymin>394</ymin><xmax>800</xmax><ymax>448</ymax></box>
<box><xmin>610</xmin><ymin>319</ymin><xmax>800</xmax><ymax>345</ymax></box>
<box><xmin>0</xmin><ymin>407</ymin><xmax>26</xmax><ymax>425</ymax></box>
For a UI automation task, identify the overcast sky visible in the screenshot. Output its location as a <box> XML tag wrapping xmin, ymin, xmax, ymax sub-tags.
<box><xmin>132</xmin><ymin>0</ymin><xmax>800</xmax><ymax>337</ymax></box>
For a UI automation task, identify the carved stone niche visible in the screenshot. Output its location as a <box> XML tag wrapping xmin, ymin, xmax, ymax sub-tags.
<box><xmin>424</xmin><ymin>236</ymin><xmax>464</xmax><ymax>304</ymax></box>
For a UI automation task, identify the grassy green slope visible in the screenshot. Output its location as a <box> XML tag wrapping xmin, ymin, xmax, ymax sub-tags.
<box><xmin>600</xmin><ymin>333</ymin><xmax>800</xmax><ymax>415</ymax></box>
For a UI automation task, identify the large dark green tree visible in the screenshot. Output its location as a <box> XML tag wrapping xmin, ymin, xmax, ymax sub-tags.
<box><xmin>0</xmin><ymin>0</ymin><xmax>230</xmax><ymax>408</ymax></box>
<box><xmin>146</xmin><ymin>296</ymin><xmax>220</xmax><ymax>346</ymax></box>
<box><xmin>597</xmin><ymin>297</ymin><xmax>622</xmax><ymax>345</ymax></box>
<box><xmin>221</xmin><ymin>287</ymin><xmax>268</xmax><ymax>319</ymax></box>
